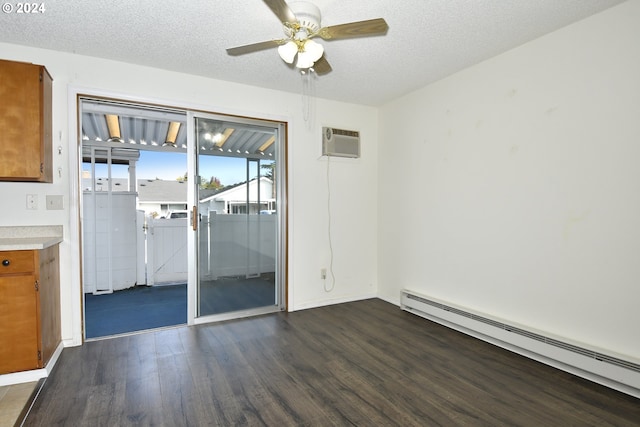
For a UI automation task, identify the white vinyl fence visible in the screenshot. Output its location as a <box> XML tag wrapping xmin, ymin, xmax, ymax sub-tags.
<box><xmin>198</xmin><ymin>214</ymin><xmax>277</xmax><ymax>281</ymax></box>
<box><xmin>146</xmin><ymin>214</ymin><xmax>276</xmax><ymax>286</ymax></box>
<box><xmin>146</xmin><ymin>218</ymin><xmax>189</xmax><ymax>285</ymax></box>
<box><xmin>84</xmin><ymin>211</ymin><xmax>276</xmax><ymax>292</ymax></box>
<box><xmin>82</xmin><ymin>192</ymin><xmax>141</xmax><ymax>293</ymax></box>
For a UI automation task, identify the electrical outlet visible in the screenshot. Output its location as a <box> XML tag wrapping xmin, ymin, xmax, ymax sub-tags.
<box><xmin>26</xmin><ymin>194</ymin><xmax>38</xmax><ymax>210</ymax></box>
<box><xmin>46</xmin><ymin>195</ymin><xmax>64</xmax><ymax>210</ymax></box>
<box><xmin>321</xmin><ymin>268</ymin><xmax>327</xmax><ymax>279</ymax></box>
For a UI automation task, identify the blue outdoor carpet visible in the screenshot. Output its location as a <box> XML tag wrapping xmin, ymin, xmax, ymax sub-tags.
<box><xmin>84</xmin><ymin>284</ymin><xmax>187</xmax><ymax>338</ymax></box>
<box><xmin>84</xmin><ymin>276</ymin><xmax>277</xmax><ymax>339</ymax></box>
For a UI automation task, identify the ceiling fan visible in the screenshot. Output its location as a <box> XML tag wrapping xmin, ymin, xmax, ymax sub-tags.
<box><xmin>226</xmin><ymin>0</ymin><xmax>389</xmax><ymax>74</ymax></box>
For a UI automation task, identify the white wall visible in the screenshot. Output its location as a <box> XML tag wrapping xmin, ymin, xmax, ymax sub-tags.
<box><xmin>378</xmin><ymin>0</ymin><xmax>640</xmax><ymax>361</ymax></box>
<box><xmin>0</xmin><ymin>43</ymin><xmax>378</xmax><ymax>344</ymax></box>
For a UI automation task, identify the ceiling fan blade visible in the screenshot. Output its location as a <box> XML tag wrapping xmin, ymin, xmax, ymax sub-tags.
<box><xmin>263</xmin><ymin>0</ymin><xmax>297</xmax><ymax>23</ymax></box>
<box><xmin>226</xmin><ymin>40</ymin><xmax>284</xmax><ymax>56</ymax></box>
<box><xmin>318</xmin><ymin>18</ymin><xmax>389</xmax><ymax>40</ymax></box>
<box><xmin>313</xmin><ymin>55</ymin><xmax>332</xmax><ymax>75</ymax></box>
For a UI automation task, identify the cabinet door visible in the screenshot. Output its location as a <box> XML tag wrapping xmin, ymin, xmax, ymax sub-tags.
<box><xmin>0</xmin><ymin>59</ymin><xmax>52</xmax><ymax>182</ymax></box>
<box><xmin>0</xmin><ymin>274</ymin><xmax>40</xmax><ymax>374</ymax></box>
<box><xmin>39</xmin><ymin>245</ymin><xmax>61</xmax><ymax>366</ymax></box>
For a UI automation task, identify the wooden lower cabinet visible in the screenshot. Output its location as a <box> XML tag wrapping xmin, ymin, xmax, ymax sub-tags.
<box><xmin>0</xmin><ymin>245</ymin><xmax>60</xmax><ymax>374</ymax></box>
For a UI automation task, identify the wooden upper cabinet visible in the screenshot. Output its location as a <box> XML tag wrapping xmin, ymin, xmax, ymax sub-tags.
<box><xmin>0</xmin><ymin>59</ymin><xmax>53</xmax><ymax>182</ymax></box>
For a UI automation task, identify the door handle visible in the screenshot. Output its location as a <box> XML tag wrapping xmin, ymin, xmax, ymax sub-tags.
<box><xmin>192</xmin><ymin>205</ymin><xmax>198</xmax><ymax>231</ymax></box>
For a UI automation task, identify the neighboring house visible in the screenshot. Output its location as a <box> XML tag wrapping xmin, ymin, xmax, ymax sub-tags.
<box><xmin>136</xmin><ymin>179</ymin><xmax>188</xmax><ymax>217</ymax></box>
<box><xmin>81</xmin><ymin>176</ymin><xmax>273</xmax><ymax>217</ymax></box>
<box><xmin>82</xmin><ymin>177</ymin><xmax>187</xmax><ymax>218</ymax></box>
<box><xmin>199</xmin><ymin>177</ymin><xmax>275</xmax><ymax>215</ymax></box>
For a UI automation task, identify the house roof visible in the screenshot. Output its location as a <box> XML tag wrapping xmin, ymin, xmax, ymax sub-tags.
<box><xmin>81</xmin><ymin>177</ymin><xmax>262</xmax><ymax>203</ymax></box>
<box><xmin>200</xmin><ymin>177</ymin><xmax>274</xmax><ymax>203</ymax></box>
<box><xmin>136</xmin><ymin>179</ymin><xmax>188</xmax><ymax>203</ymax></box>
<box><xmin>83</xmin><ymin>178</ymin><xmax>187</xmax><ymax>202</ymax></box>
<box><xmin>0</xmin><ymin>1</ymin><xmax>625</xmax><ymax>106</ymax></box>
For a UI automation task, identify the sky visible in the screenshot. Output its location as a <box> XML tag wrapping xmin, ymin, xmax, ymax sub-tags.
<box><xmin>84</xmin><ymin>150</ymin><xmax>273</xmax><ymax>186</ymax></box>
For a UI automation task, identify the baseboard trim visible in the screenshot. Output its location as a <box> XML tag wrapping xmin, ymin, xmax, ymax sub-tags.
<box><xmin>292</xmin><ymin>292</ymin><xmax>377</xmax><ymax>311</ymax></box>
<box><xmin>0</xmin><ymin>342</ymin><xmax>63</xmax><ymax>387</ymax></box>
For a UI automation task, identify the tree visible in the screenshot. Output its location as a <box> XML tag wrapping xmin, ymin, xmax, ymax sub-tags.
<box><xmin>176</xmin><ymin>172</ymin><xmax>222</xmax><ymax>189</ymax></box>
<box><xmin>261</xmin><ymin>162</ymin><xmax>274</xmax><ymax>179</ymax></box>
<box><xmin>201</xmin><ymin>176</ymin><xmax>223</xmax><ymax>190</ymax></box>
<box><xmin>260</xmin><ymin>161</ymin><xmax>276</xmax><ymax>201</ymax></box>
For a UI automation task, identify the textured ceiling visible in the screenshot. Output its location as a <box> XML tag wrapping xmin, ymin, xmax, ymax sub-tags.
<box><xmin>0</xmin><ymin>0</ymin><xmax>626</xmax><ymax>106</ymax></box>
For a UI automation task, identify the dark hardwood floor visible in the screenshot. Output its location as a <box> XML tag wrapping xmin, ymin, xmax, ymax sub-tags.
<box><xmin>24</xmin><ymin>299</ymin><xmax>639</xmax><ymax>426</ymax></box>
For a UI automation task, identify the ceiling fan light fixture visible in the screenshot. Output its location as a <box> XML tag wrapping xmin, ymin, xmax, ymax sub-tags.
<box><xmin>228</xmin><ymin>1</ymin><xmax>387</xmax><ymax>76</ymax></box>
<box><xmin>295</xmin><ymin>39</ymin><xmax>324</xmax><ymax>69</ymax></box>
<box><xmin>278</xmin><ymin>41</ymin><xmax>298</xmax><ymax>64</ymax></box>
<box><xmin>296</xmin><ymin>52</ymin><xmax>314</xmax><ymax>69</ymax></box>
<box><xmin>289</xmin><ymin>2</ymin><xmax>322</xmax><ymax>31</ymax></box>
<box><xmin>305</xmin><ymin>39</ymin><xmax>324</xmax><ymax>61</ymax></box>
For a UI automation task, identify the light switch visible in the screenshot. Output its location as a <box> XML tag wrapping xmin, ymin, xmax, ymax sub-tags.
<box><xmin>46</xmin><ymin>195</ymin><xmax>64</xmax><ymax>210</ymax></box>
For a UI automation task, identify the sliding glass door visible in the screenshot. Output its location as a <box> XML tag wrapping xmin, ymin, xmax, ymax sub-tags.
<box><xmin>189</xmin><ymin>113</ymin><xmax>286</xmax><ymax>320</ymax></box>
<box><xmin>79</xmin><ymin>98</ymin><xmax>285</xmax><ymax>337</ymax></box>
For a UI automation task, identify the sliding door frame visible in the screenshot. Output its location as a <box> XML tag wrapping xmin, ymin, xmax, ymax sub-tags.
<box><xmin>187</xmin><ymin>111</ymin><xmax>288</xmax><ymax>325</ymax></box>
<box><xmin>68</xmin><ymin>87</ymin><xmax>289</xmax><ymax>345</ymax></box>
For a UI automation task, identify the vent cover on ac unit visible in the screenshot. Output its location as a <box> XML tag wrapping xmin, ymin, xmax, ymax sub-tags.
<box><xmin>322</xmin><ymin>127</ymin><xmax>360</xmax><ymax>158</ymax></box>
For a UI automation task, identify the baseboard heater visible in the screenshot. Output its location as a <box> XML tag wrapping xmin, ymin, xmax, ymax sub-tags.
<box><xmin>400</xmin><ymin>289</ymin><xmax>640</xmax><ymax>398</ymax></box>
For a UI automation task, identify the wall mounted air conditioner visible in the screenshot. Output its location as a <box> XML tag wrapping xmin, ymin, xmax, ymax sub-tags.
<box><xmin>322</xmin><ymin>127</ymin><xmax>360</xmax><ymax>158</ymax></box>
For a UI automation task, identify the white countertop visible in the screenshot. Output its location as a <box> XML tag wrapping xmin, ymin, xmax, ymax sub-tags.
<box><xmin>0</xmin><ymin>226</ymin><xmax>63</xmax><ymax>250</ymax></box>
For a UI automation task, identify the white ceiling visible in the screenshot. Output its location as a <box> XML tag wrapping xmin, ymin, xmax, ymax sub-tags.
<box><xmin>0</xmin><ymin>0</ymin><xmax>626</xmax><ymax>106</ymax></box>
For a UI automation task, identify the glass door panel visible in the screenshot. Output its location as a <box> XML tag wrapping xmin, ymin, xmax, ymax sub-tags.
<box><xmin>193</xmin><ymin>115</ymin><xmax>283</xmax><ymax>318</ymax></box>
